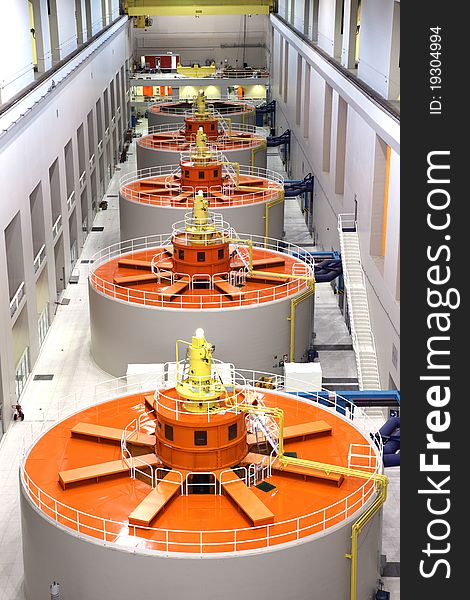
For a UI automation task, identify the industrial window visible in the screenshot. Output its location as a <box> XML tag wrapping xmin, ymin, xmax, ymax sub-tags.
<box><xmin>210</xmin><ymin>124</ymin><xmax>215</xmax><ymax>130</ymax></box>
<box><xmin>198</xmin><ymin>171</ymin><xmax>205</xmax><ymax>179</ymax></box>
<box><xmin>178</xmin><ymin>249</ymin><xmax>185</xmax><ymax>260</ymax></box>
<box><xmin>165</xmin><ymin>424</ymin><xmax>174</xmax><ymax>441</ymax></box>
<box><xmin>218</xmin><ymin>249</ymin><xmax>224</xmax><ymax>259</ymax></box>
<box><xmin>213</xmin><ymin>169</ymin><xmax>219</xmax><ymax>177</ymax></box>
<box><xmin>194</xmin><ymin>430</ymin><xmax>207</xmax><ymax>446</ymax></box>
<box><xmin>185</xmin><ymin>170</ymin><xmax>189</xmax><ymax>177</ymax></box>
<box><xmin>228</xmin><ymin>423</ymin><xmax>237</xmax><ymax>441</ymax></box>
<box><xmin>197</xmin><ymin>251</ymin><xmax>206</xmax><ymax>262</ymax></box>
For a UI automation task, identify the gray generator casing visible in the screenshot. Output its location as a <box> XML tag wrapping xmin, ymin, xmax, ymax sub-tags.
<box><xmin>119</xmin><ymin>193</ymin><xmax>284</xmax><ymax>240</ymax></box>
<box><xmin>89</xmin><ymin>280</ymin><xmax>313</xmax><ymax>377</ymax></box>
<box><xmin>21</xmin><ymin>472</ymin><xmax>382</xmax><ymax>600</ymax></box>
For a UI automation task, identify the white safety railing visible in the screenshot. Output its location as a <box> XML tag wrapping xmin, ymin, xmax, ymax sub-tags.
<box><xmin>52</xmin><ymin>215</ymin><xmax>62</xmax><ymax>239</ymax></box>
<box><xmin>10</xmin><ymin>281</ymin><xmax>25</xmax><ymax>318</ymax></box>
<box><xmin>88</xmin><ymin>233</ymin><xmax>314</xmax><ymax>310</ymax></box>
<box><xmin>337</xmin><ymin>214</ymin><xmax>381</xmax><ymax>390</ymax></box>
<box><xmin>145</xmin><ymin>122</ymin><xmax>265</xmax><ymax>138</ymax></box>
<box><xmin>348</xmin><ymin>444</ymin><xmax>378</xmax><ymax>472</ymax></box>
<box><xmin>149</xmin><ymin>96</ymin><xmax>256</xmax><ymax>116</ymax></box>
<box><xmin>184</xmin><ymin>472</ymin><xmax>218</xmax><ymax>495</ymax></box>
<box><xmin>33</xmin><ymin>244</ymin><xmax>46</xmax><ymax>273</ymax></box>
<box><xmin>20</xmin><ymin>372</ymin><xmax>384</xmax><ymax>555</ymax></box>
<box><xmin>119</xmin><ymin>163</ymin><xmax>284</xmax><ymax>208</ymax></box>
<box><xmin>67</xmin><ymin>190</ymin><xmax>75</xmax><ymax>211</ymax></box>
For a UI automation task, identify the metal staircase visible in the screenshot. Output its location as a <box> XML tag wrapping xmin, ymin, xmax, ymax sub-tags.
<box><xmin>338</xmin><ymin>214</ymin><xmax>381</xmax><ymax>390</ymax></box>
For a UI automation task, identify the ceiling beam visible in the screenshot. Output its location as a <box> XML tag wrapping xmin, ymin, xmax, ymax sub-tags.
<box><xmin>126</xmin><ymin>0</ymin><xmax>272</xmax><ymax>17</ymax></box>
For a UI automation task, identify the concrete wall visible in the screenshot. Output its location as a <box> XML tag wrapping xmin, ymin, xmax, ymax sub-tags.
<box><xmin>131</xmin><ymin>15</ymin><xmax>268</xmax><ymax>68</ymax></box>
<box><xmin>275</xmin><ymin>0</ymin><xmax>400</xmax><ymax>101</ymax></box>
<box><xmin>0</xmin><ymin>1</ymin><xmax>35</xmax><ymax>103</ymax></box>
<box><xmin>118</xmin><ymin>194</ymin><xmax>283</xmax><ymax>240</ymax></box>
<box><xmin>358</xmin><ymin>0</ymin><xmax>399</xmax><ymax>100</ymax></box>
<box><xmin>270</xmin><ymin>14</ymin><xmax>400</xmax><ymax>388</ymax></box>
<box><xmin>21</xmin><ymin>474</ymin><xmax>382</xmax><ymax>600</ymax></box>
<box><xmin>0</xmin><ymin>18</ymin><xmax>132</xmax><ymax>432</ymax></box>
<box><xmin>89</xmin><ymin>280</ymin><xmax>312</xmax><ymax>376</ymax></box>
<box><xmin>54</xmin><ymin>0</ymin><xmax>78</xmax><ymax>59</ymax></box>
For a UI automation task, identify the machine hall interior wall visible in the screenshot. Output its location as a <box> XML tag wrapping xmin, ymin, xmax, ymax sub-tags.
<box><xmin>0</xmin><ymin>21</ymin><xmax>132</xmax><ymax>429</ymax></box>
<box><xmin>131</xmin><ymin>15</ymin><xmax>269</xmax><ymax>69</ymax></box>
<box><xmin>270</xmin><ymin>16</ymin><xmax>400</xmax><ymax>388</ymax></box>
<box><xmin>275</xmin><ymin>0</ymin><xmax>400</xmax><ymax>100</ymax></box>
<box><xmin>0</xmin><ymin>1</ymin><xmax>35</xmax><ymax>103</ymax></box>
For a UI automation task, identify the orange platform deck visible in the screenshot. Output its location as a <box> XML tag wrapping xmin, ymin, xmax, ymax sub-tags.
<box><xmin>120</xmin><ymin>172</ymin><xmax>282</xmax><ymax>207</ymax></box>
<box><xmin>23</xmin><ymin>390</ymin><xmax>378</xmax><ymax>554</ymax></box>
<box><xmin>91</xmin><ymin>247</ymin><xmax>311</xmax><ymax>309</ymax></box>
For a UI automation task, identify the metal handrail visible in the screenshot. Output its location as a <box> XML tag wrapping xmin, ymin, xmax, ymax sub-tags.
<box><xmin>119</xmin><ymin>163</ymin><xmax>284</xmax><ymax>207</ymax></box>
<box><xmin>149</xmin><ymin>97</ymin><xmax>256</xmax><ymax>116</ymax></box>
<box><xmin>33</xmin><ymin>244</ymin><xmax>46</xmax><ymax>273</ymax></box>
<box><xmin>52</xmin><ymin>215</ymin><xmax>62</xmax><ymax>239</ymax></box>
<box><xmin>144</xmin><ymin>122</ymin><xmax>265</xmax><ymax>138</ymax></box>
<box><xmin>20</xmin><ymin>374</ymin><xmax>383</xmax><ymax>555</ymax></box>
<box><xmin>79</xmin><ymin>170</ymin><xmax>86</xmax><ymax>188</ymax></box>
<box><xmin>120</xmin><ymin>163</ymin><xmax>284</xmax><ymax>188</ymax></box>
<box><xmin>139</xmin><ymin>134</ymin><xmax>265</xmax><ymax>151</ymax></box>
<box><xmin>88</xmin><ymin>233</ymin><xmax>314</xmax><ymax>310</ymax></box>
<box><xmin>67</xmin><ymin>190</ymin><xmax>75</xmax><ymax>210</ymax></box>
<box><xmin>10</xmin><ymin>281</ymin><xmax>25</xmax><ymax>317</ymax></box>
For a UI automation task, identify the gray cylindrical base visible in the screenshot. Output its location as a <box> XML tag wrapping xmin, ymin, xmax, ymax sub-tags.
<box><xmin>136</xmin><ymin>143</ymin><xmax>267</xmax><ymax>171</ymax></box>
<box><xmin>119</xmin><ymin>195</ymin><xmax>284</xmax><ymax>240</ymax></box>
<box><xmin>21</xmin><ymin>481</ymin><xmax>382</xmax><ymax>600</ymax></box>
<box><xmin>89</xmin><ymin>281</ymin><xmax>312</xmax><ymax>377</ymax></box>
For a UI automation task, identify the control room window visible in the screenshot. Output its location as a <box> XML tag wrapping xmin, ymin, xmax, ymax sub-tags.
<box><xmin>218</xmin><ymin>249</ymin><xmax>224</xmax><ymax>259</ymax></box>
<box><xmin>165</xmin><ymin>424</ymin><xmax>174</xmax><ymax>441</ymax></box>
<box><xmin>213</xmin><ymin>169</ymin><xmax>219</xmax><ymax>177</ymax></box>
<box><xmin>228</xmin><ymin>423</ymin><xmax>237</xmax><ymax>441</ymax></box>
<box><xmin>198</xmin><ymin>170</ymin><xmax>205</xmax><ymax>179</ymax></box>
<box><xmin>178</xmin><ymin>249</ymin><xmax>185</xmax><ymax>260</ymax></box>
<box><xmin>185</xmin><ymin>170</ymin><xmax>189</xmax><ymax>177</ymax></box>
<box><xmin>197</xmin><ymin>251</ymin><xmax>205</xmax><ymax>262</ymax></box>
<box><xmin>194</xmin><ymin>430</ymin><xmax>207</xmax><ymax>446</ymax></box>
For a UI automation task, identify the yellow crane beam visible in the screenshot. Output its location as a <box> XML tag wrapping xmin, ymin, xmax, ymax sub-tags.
<box><xmin>126</xmin><ymin>0</ymin><xmax>273</xmax><ymax>17</ymax></box>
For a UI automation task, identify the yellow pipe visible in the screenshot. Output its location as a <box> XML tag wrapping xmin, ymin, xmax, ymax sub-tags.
<box><xmin>347</xmin><ymin>475</ymin><xmax>388</xmax><ymax>600</ymax></box>
<box><xmin>214</xmin><ymin>351</ymin><xmax>387</xmax><ymax>600</ymax></box>
<box><xmin>249</xmin><ymin>270</ymin><xmax>313</xmax><ymax>282</ymax></box>
<box><xmin>264</xmin><ymin>193</ymin><xmax>284</xmax><ymax>243</ymax></box>
<box><xmin>287</xmin><ymin>283</ymin><xmax>315</xmax><ymax>361</ymax></box>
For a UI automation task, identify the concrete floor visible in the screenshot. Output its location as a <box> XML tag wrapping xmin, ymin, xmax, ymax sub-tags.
<box><xmin>0</xmin><ymin>132</ymin><xmax>399</xmax><ymax>600</ymax></box>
